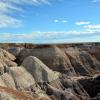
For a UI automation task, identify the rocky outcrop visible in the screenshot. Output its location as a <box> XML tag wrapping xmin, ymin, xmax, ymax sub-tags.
<box><xmin>0</xmin><ymin>86</ymin><xmax>33</xmax><ymax>100</ymax></box>
<box><xmin>17</xmin><ymin>46</ymin><xmax>76</xmax><ymax>75</ymax></box>
<box><xmin>21</xmin><ymin>56</ymin><xmax>90</xmax><ymax>99</ymax></box>
<box><xmin>78</xmin><ymin>74</ymin><xmax>100</xmax><ymax>98</ymax></box>
<box><xmin>21</xmin><ymin>56</ymin><xmax>60</xmax><ymax>83</ymax></box>
<box><xmin>65</xmin><ymin>47</ymin><xmax>100</xmax><ymax>76</ymax></box>
<box><xmin>0</xmin><ymin>43</ymin><xmax>99</xmax><ymax>100</ymax></box>
<box><xmin>16</xmin><ymin>44</ymin><xmax>100</xmax><ymax>77</ymax></box>
<box><xmin>0</xmin><ymin>48</ymin><xmax>16</xmax><ymax>61</ymax></box>
<box><xmin>7</xmin><ymin>47</ymin><xmax>24</xmax><ymax>57</ymax></box>
<box><xmin>0</xmin><ymin>48</ymin><xmax>17</xmax><ymax>75</ymax></box>
<box><xmin>0</xmin><ymin>73</ymin><xmax>16</xmax><ymax>89</ymax></box>
<box><xmin>0</xmin><ymin>49</ymin><xmax>50</xmax><ymax>99</ymax></box>
<box><xmin>0</xmin><ymin>77</ymin><xmax>7</xmax><ymax>87</ymax></box>
<box><xmin>9</xmin><ymin>67</ymin><xmax>36</xmax><ymax>90</ymax></box>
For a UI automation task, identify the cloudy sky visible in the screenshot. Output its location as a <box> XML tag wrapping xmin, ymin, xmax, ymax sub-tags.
<box><xmin>0</xmin><ymin>0</ymin><xmax>100</xmax><ymax>43</ymax></box>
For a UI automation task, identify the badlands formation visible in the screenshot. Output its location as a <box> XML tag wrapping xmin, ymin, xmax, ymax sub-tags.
<box><xmin>0</xmin><ymin>43</ymin><xmax>100</xmax><ymax>100</ymax></box>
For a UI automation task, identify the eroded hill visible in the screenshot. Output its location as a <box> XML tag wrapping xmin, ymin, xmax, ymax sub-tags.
<box><xmin>0</xmin><ymin>43</ymin><xmax>100</xmax><ymax>100</ymax></box>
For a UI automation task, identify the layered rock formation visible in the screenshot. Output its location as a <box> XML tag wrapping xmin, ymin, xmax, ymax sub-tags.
<box><xmin>0</xmin><ymin>43</ymin><xmax>99</xmax><ymax>100</ymax></box>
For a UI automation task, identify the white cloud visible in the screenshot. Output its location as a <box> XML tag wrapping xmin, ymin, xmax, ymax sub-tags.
<box><xmin>84</xmin><ymin>24</ymin><xmax>100</xmax><ymax>29</ymax></box>
<box><xmin>92</xmin><ymin>0</ymin><xmax>100</xmax><ymax>3</ymax></box>
<box><xmin>0</xmin><ymin>29</ymin><xmax>99</xmax><ymax>39</ymax></box>
<box><xmin>61</xmin><ymin>20</ymin><xmax>68</xmax><ymax>23</ymax></box>
<box><xmin>76</xmin><ymin>21</ymin><xmax>90</xmax><ymax>25</ymax></box>
<box><xmin>8</xmin><ymin>0</ymin><xmax>51</xmax><ymax>5</ymax></box>
<box><xmin>0</xmin><ymin>14</ymin><xmax>22</xmax><ymax>28</ymax></box>
<box><xmin>0</xmin><ymin>0</ymin><xmax>50</xmax><ymax>28</ymax></box>
<box><xmin>0</xmin><ymin>30</ymin><xmax>99</xmax><ymax>43</ymax></box>
<box><xmin>54</xmin><ymin>19</ymin><xmax>59</xmax><ymax>23</ymax></box>
<box><xmin>85</xmin><ymin>29</ymin><xmax>100</xmax><ymax>33</ymax></box>
<box><xmin>0</xmin><ymin>1</ymin><xmax>23</xmax><ymax>28</ymax></box>
<box><xmin>54</xmin><ymin>19</ymin><xmax>68</xmax><ymax>23</ymax></box>
<box><xmin>0</xmin><ymin>1</ymin><xmax>23</xmax><ymax>13</ymax></box>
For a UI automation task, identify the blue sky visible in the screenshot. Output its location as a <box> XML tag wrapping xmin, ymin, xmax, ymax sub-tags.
<box><xmin>0</xmin><ymin>0</ymin><xmax>100</xmax><ymax>43</ymax></box>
